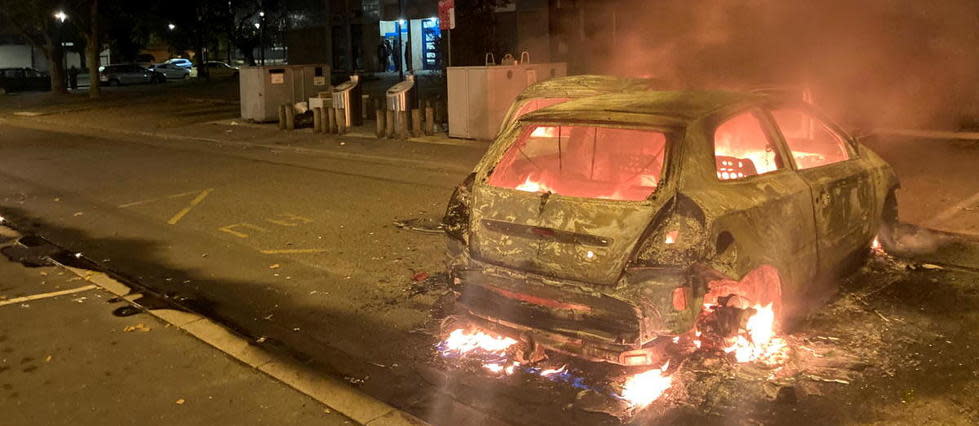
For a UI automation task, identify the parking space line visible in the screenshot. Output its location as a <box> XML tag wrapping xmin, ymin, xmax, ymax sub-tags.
<box><xmin>0</xmin><ymin>284</ymin><xmax>98</xmax><ymax>307</ymax></box>
<box><xmin>167</xmin><ymin>188</ymin><xmax>213</xmax><ymax>225</ymax></box>
<box><xmin>118</xmin><ymin>190</ymin><xmax>201</xmax><ymax>208</ymax></box>
<box><xmin>924</xmin><ymin>190</ymin><xmax>979</xmax><ymax>228</ymax></box>
<box><xmin>259</xmin><ymin>249</ymin><xmax>330</xmax><ymax>254</ymax></box>
<box><xmin>218</xmin><ymin>223</ymin><xmax>269</xmax><ymax>238</ymax></box>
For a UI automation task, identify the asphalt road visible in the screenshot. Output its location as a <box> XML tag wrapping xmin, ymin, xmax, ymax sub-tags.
<box><xmin>0</xmin><ymin>123</ymin><xmax>488</xmax><ymax>420</ymax></box>
<box><xmin>2</xmin><ymin>120</ymin><xmax>978</xmax><ymax>425</ymax></box>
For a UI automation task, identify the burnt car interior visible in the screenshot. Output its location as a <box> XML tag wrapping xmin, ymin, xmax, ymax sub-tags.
<box><xmin>487</xmin><ymin>124</ymin><xmax>668</xmax><ymax>201</ymax></box>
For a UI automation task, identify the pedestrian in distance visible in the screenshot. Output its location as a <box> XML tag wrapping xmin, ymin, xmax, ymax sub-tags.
<box><xmin>68</xmin><ymin>66</ymin><xmax>79</xmax><ymax>90</ymax></box>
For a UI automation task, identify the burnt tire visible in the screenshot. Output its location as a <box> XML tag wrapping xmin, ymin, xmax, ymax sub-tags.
<box><xmin>878</xmin><ymin>190</ymin><xmax>899</xmax><ymax>251</ymax></box>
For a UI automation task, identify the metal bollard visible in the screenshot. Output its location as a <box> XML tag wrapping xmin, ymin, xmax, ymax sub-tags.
<box><xmin>285</xmin><ymin>104</ymin><xmax>295</xmax><ymax>131</ymax></box>
<box><xmin>313</xmin><ymin>107</ymin><xmax>323</xmax><ymax>133</ymax></box>
<box><xmin>327</xmin><ymin>107</ymin><xmax>337</xmax><ymax>134</ymax></box>
<box><xmin>424</xmin><ymin>101</ymin><xmax>435</xmax><ymax>136</ymax></box>
<box><xmin>375</xmin><ymin>108</ymin><xmax>386</xmax><ymax>138</ymax></box>
<box><xmin>278</xmin><ymin>104</ymin><xmax>287</xmax><ymax>130</ymax></box>
<box><xmin>398</xmin><ymin>111</ymin><xmax>409</xmax><ymax>139</ymax></box>
<box><xmin>411</xmin><ymin>109</ymin><xmax>423</xmax><ymax>138</ymax></box>
<box><xmin>385</xmin><ymin>110</ymin><xmax>395</xmax><ymax>138</ymax></box>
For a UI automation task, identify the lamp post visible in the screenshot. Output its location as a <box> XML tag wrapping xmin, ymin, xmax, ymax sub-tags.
<box><xmin>53</xmin><ymin>11</ymin><xmax>68</xmax><ymax>91</ymax></box>
<box><xmin>167</xmin><ymin>24</ymin><xmax>175</xmax><ymax>58</ymax></box>
<box><xmin>259</xmin><ymin>11</ymin><xmax>265</xmax><ymax>65</ymax></box>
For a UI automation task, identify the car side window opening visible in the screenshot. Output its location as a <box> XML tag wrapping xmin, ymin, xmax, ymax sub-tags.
<box><xmin>488</xmin><ymin>124</ymin><xmax>668</xmax><ymax>201</ymax></box>
<box><xmin>714</xmin><ymin>112</ymin><xmax>784</xmax><ymax>181</ymax></box>
<box><xmin>770</xmin><ymin>108</ymin><xmax>851</xmax><ymax>169</ymax></box>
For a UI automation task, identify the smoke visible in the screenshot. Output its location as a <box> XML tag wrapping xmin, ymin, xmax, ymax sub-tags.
<box><xmin>581</xmin><ymin>0</ymin><xmax>978</xmax><ymax>129</ymax></box>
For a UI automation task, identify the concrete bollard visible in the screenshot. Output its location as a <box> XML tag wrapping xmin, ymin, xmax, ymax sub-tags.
<box><xmin>375</xmin><ymin>108</ymin><xmax>386</xmax><ymax>138</ymax></box>
<box><xmin>398</xmin><ymin>111</ymin><xmax>409</xmax><ymax>139</ymax></box>
<box><xmin>385</xmin><ymin>110</ymin><xmax>395</xmax><ymax>139</ymax></box>
<box><xmin>424</xmin><ymin>101</ymin><xmax>435</xmax><ymax>136</ymax></box>
<box><xmin>284</xmin><ymin>104</ymin><xmax>295</xmax><ymax>131</ymax></box>
<box><xmin>327</xmin><ymin>107</ymin><xmax>337</xmax><ymax>134</ymax></box>
<box><xmin>411</xmin><ymin>109</ymin><xmax>423</xmax><ymax>138</ymax></box>
<box><xmin>278</xmin><ymin>104</ymin><xmax>287</xmax><ymax>130</ymax></box>
<box><xmin>313</xmin><ymin>107</ymin><xmax>323</xmax><ymax>133</ymax></box>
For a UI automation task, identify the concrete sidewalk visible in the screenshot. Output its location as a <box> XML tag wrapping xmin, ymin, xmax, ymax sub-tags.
<box><xmin>0</xmin><ymin>228</ymin><xmax>352</xmax><ymax>426</ymax></box>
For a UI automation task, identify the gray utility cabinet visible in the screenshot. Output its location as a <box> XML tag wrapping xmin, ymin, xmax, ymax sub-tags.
<box><xmin>239</xmin><ymin>64</ymin><xmax>331</xmax><ymax>122</ymax></box>
<box><xmin>447</xmin><ymin>62</ymin><xmax>567</xmax><ymax>140</ymax></box>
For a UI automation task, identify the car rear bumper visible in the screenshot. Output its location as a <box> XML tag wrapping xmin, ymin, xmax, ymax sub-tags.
<box><xmin>449</xmin><ymin>260</ymin><xmax>685</xmax><ymax>366</ymax></box>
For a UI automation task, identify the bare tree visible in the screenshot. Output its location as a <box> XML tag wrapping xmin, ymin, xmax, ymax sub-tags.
<box><xmin>0</xmin><ymin>0</ymin><xmax>70</xmax><ymax>93</ymax></box>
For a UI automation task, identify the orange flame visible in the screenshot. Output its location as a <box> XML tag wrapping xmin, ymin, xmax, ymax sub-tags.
<box><xmin>621</xmin><ymin>361</ymin><xmax>673</xmax><ymax>408</ymax></box>
<box><xmin>442</xmin><ymin>328</ymin><xmax>518</xmax><ymax>355</ymax></box>
<box><xmin>722</xmin><ymin>304</ymin><xmax>788</xmax><ymax>365</ymax></box>
<box><xmin>514</xmin><ymin>176</ymin><xmax>554</xmax><ymax>193</ymax></box>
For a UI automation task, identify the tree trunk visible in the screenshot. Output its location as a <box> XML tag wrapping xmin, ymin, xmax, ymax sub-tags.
<box><xmin>87</xmin><ymin>0</ymin><xmax>100</xmax><ymax>98</ymax></box>
<box><xmin>47</xmin><ymin>41</ymin><xmax>67</xmax><ymax>94</ymax></box>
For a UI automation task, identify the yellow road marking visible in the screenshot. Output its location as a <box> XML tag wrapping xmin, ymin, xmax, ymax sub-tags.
<box><xmin>0</xmin><ymin>285</ymin><xmax>98</xmax><ymax>307</ymax></box>
<box><xmin>259</xmin><ymin>249</ymin><xmax>330</xmax><ymax>254</ymax></box>
<box><xmin>218</xmin><ymin>223</ymin><xmax>269</xmax><ymax>238</ymax></box>
<box><xmin>167</xmin><ymin>189</ymin><xmax>213</xmax><ymax>225</ymax></box>
<box><xmin>118</xmin><ymin>190</ymin><xmax>201</xmax><ymax>208</ymax></box>
<box><xmin>265</xmin><ymin>213</ymin><xmax>315</xmax><ymax>227</ymax></box>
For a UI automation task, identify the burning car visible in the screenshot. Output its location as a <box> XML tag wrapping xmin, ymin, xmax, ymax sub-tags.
<box><xmin>443</xmin><ymin>90</ymin><xmax>897</xmax><ymax>367</ymax></box>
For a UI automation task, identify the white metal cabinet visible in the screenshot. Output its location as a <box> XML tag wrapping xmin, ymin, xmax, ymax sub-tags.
<box><xmin>447</xmin><ymin>62</ymin><xmax>567</xmax><ymax>140</ymax></box>
<box><xmin>239</xmin><ymin>64</ymin><xmax>331</xmax><ymax>122</ymax></box>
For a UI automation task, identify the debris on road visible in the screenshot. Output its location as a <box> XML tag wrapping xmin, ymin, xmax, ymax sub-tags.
<box><xmin>269</xmin><ymin>264</ymin><xmax>280</xmax><ymax>269</ymax></box>
<box><xmin>123</xmin><ymin>323</ymin><xmax>151</xmax><ymax>333</ymax></box>
<box><xmin>394</xmin><ymin>217</ymin><xmax>444</xmax><ymax>234</ymax></box>
<box><xmin>175</xmin><ymin>398</ymin><xmax>185</xmax><ymax>405</ymax></box>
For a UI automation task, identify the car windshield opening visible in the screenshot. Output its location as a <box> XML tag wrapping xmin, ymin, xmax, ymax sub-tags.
<box><xmin>488</xmin><ymin>124</ymin><xmax>668</xmax><ymax>201</ymax></box>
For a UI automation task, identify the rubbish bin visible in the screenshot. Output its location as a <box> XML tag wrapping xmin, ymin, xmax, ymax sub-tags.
<box><xmin>386</xmin><ymin>74</ymin><xmax>416</xmax><ymax>133</ymax></box>
<box><xmin>331</xmin><ymin>75</ymin><xmax>363</xmax><ymax>127</ymax></box>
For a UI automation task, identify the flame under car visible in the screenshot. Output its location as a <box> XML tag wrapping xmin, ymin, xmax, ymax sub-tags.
<box><xmin>444</xmin><ymin>90</ymin><xmax>898</xmax><ymax>366</ymax></box>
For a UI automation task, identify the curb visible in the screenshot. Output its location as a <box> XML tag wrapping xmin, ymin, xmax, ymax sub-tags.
<box><xmin>0</xmin><ymin>224</ymin><xmax>425</xmax><ymax>426</ymax></box>
<box><xmin>59</xmin><ymin>261</ymin><xmax>427</xmax><ymax>426</ymax></box>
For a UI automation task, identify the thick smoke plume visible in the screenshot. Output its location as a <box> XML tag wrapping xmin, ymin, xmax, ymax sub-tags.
<box><xmin>584</xmin><ymin>0</ymin><xmax>978</xmax><ymax>129</ymax></box>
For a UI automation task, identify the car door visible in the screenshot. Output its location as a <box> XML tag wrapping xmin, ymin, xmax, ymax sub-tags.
<box><xmin>692</xmin><ymin>108</ymin><xmax>819</xmax><ymax>306</ymax></box>
<box><xmin>766</xmin><ymin>105</ymin><xmax>874</xmax><ymax>277</ymax></box>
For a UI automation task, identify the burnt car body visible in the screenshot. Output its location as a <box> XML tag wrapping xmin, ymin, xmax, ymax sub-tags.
<box><xmin>444</xmin><ymin>90</ymin><xmax>897</xmax><ymax>366</ymax></box>
<box><xmin>498</xmin><ymin>75</ymin><xmax>667</xmax><ymax>135</ymax></box>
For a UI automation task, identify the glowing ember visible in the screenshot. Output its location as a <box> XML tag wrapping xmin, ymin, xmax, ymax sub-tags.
<box><xmin>514</xmin><ymin>176</ymin><xmax>554</xmax><ymax>193</ymax></box>
<box><xmin>723</xmin><ymin>304</ymin><xmax>788</xmax><ymax>365</ymax></box>
<box><xmin>620</xmin><ymin>362</ymin><xmax>673</xmax><ymax>408</ymax></box>
<box><xmin>664</xmin><ymin>230</ymin><xmax>678</xmax><ymax>244</ymax></box>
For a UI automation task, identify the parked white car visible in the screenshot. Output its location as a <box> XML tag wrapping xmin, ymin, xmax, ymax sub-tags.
<box><xmin>150</xmin><ymin>63</ymin><xmax>190</xmax><ymax>80</ymax></box>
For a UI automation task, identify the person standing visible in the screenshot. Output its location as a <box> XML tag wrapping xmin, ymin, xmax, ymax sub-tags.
<box><xmin>377</xmin><ymin>41</ymin><xmax>388</xmax><ymax>72</ymax></box>
<box><xmin>68</xmin><ymin>66</ymin><xmax>79</xmax><ymax>90</ymax></box>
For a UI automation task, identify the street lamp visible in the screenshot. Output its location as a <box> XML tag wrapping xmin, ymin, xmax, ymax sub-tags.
<box><xmin>168</xmin><ymin>23</ymin><xmax>176</xmax><ymax>31</ymax></box>
<box><xmin>54</xmin><ymin>11</ymin><xmax>67</xmax><ymax>22</ymax></box>
<box><xmin>53</xmin><ymin>11</ymin><xmax>68</xmax><ymax>90</ymax></box>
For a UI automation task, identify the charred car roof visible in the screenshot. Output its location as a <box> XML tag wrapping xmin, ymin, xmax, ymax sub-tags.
<box><xmin>513</xmin><ymin>75</ymin><xmax>667</xmax><ymax>103</ymax></box>
<box><xmin>519</xmin><ymin>90</ymin><xmax>768</xmax><ymax>126</ymax></box>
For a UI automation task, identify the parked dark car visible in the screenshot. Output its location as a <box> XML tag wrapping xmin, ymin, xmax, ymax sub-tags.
<box><xmin>443</xmin><ymin>90</ymin><xmax>897</xmax><ymax>366</ymax></box>
<box><xmin>0</xmin><ymin>67</ymin><xmax>51</xmax><ymax>94</ymax></box>
<box><xmin>99</xmin><ymin>64</ymin><xmax>166</xmax><ymax>86</ymax></box>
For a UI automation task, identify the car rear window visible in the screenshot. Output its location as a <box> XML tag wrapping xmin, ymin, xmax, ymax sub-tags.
<box><xmin>488</xmin><ymin>124</ymin><xmax>668</xmax><ymax>201</ymax></box>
